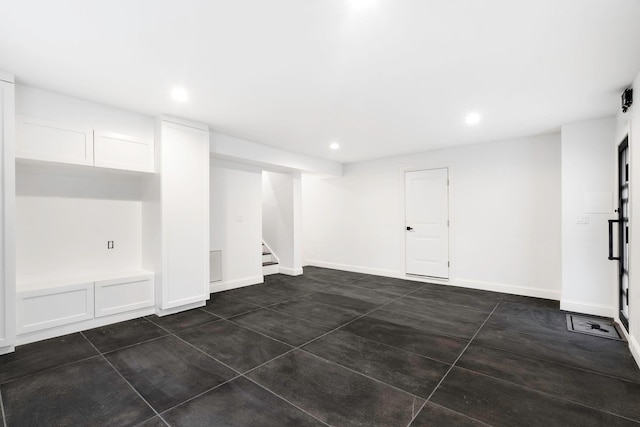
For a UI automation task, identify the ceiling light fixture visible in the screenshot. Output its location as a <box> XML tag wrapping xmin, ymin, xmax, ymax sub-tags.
<box><xmin>330</xmin><ymin>142</ymin><xmax>340</xmax><ymax>150</ymax></box>
<box><xmin>171</xmin><ymin>87</ymin><xmax>189</xmax><ymax>103</ymax></box>
<box><xmin>465</xmin><ymin>113</ymin><xmax>481</xmax><ymax>125</ymax></box>
<box><xmin>350</xmin><ymin>0</ymin><xmax>377</xmax><ymax>12</ymax></box>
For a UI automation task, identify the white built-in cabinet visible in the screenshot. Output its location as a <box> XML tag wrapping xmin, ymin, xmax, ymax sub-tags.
<box><xmin>1</xmin><ymin>83</ymin><xmax>211</xmax><ymax>350</ymax></box>
<box><xmin>16</xmin><ymin>116</ymin><xmax>154</xmax><ymax>173</ymax></box>
<box><xmin>0</xmin><ymin>74</ymin><xmax>16</xmax><ymax>354</ymax></box>
<box><xmin>17</xmin><ymin>273</ymin><xmax>154</xmax><ymax>335</ymax></box>
<box><xmin>12</xmin><ymin>95</ymin><xmax>159</xmax><ymax>345</ymax></box>
<box><xmin>157</xmin><ymin>119</ymin><xmax>210</xmax><ymax>311</ymax></box>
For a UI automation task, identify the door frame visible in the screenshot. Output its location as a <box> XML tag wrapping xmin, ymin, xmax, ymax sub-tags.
<box><xmin>400</xmin><ymin>165</ymin><xmax>453</xmax><ymax>282</ymax></box>
<box><xmin>618</xmin><ymin>136</ymin><xmax>630</xmax><ymax>332</ymax></box>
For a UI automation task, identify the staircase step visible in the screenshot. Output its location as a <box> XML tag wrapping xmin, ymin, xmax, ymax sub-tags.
<box><xmin>262</xmin><ymin>251</ymin><xmax>270</xmax><ymax>255</ymax></box>
<box><xmin>262</xmin><ymin>261</ymin><xmax>278</xmax><ymax>266</ymax></box>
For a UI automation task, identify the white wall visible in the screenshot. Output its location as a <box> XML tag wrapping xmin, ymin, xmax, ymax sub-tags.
<box><xmin>302</xmin><ymin>133</ymin><xmax>562</xmax><ymax>299</ymax></box>
<box><xmin>211</xmin><ymin>131</ymin><xmax>342</xmax><ymax>176</ymax></box>
<box><xmin>262</xmin><ymin>171</ymin><xmax>303</xmax><ymax>275</ymax></box>
<box><xmin>560</xmin><ymin>118</ymin><xmax>617</xmax><ymax>316</ymax></box>
<box><xmin>16</xmin><ymin>165</ymin><xmax>143</xmax><ymax>284</ymax></box>
<box><xmin>210</xmin><ymin>159</ymin><xmax>263</xmax><ymax>291</ymax></box>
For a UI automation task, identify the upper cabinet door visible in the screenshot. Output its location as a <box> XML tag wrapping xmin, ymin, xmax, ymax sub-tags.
<box><xmin>94</xmin><ymin>131</ymin><xmax>154</xmax><ymax>173</ymax></box>
<box><xmin>16</xmin><ymin>117</ymin><xmax>93</xmax><ymax>166</ymax></box>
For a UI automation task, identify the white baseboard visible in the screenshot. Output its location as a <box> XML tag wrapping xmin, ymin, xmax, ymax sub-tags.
<box><xmin>156</xmin><ymin>300</ymin><xmax>205</xmax><ymax>317</ymax></box>
<box><xmin>630</xmin><ymin>335</ymin><xmax>640</xmax><ymax>370</ymax></box>
<box><xmin>455</xmin><ymin>278</ymin><xmax>560</xmax><ymax>300</ymax></box>
<box><xmin>0</xmin><ymin>345</ymin><xmax>15</xmax><ymax>355</ymax></box>
<box><xmin>16</xmin><ymin>306</ymin><xmax>156</xmax><ymax>346</ymax></box>
<box><xmin>304</xmin><ymin>259</ymin><xmax>403</xmax><ymax>279</ymax></box>
<box><xmin>560</xmin><ymin>300</ymin><xmax>615</xmax><ymax>317</ymax></box>
<box><xmin>209</xmin><ymin>275</ymin><xmax>263</xmax><ymax>293</ymax></box>
<box><xmin>304</xmin><ymin>259</ymin><xmax>560</xmax><ymax>301</ymax></box>
<box><xmin>279</xmin><ymin>266</ymin><xmax>304</xmax><ymax>276</ymax></box>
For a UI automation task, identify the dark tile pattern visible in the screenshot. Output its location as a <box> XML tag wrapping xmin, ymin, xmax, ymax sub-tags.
<box><xmin>145</xmin><ymin>308</ymin><xmax>219</xmax><ymax>333</ymax></box>
<box><xmin>105</xmin><ymin>335</ymin><xmax>236</xmax><ymax>412</ymax></box>
<box><xmin>178</xmin><ymin>320</ymin><xmax>292</xmax><ymax>372</ymax></box>
<box><xmin>303</xmin><ymin>330</ymin><xmax>449</xmax><ymax>397</ymax></box>
<box><xmin>375</xmin><ymin>296</ymin><xmax>488</xmax><ymax>338</ymax></box>
<box><xmin>2</xmin><ymin>356</ymin><xmax>154</xmax><ymax>426</ymax></box>
<box><xmin>0</xmin><ymin>333</ymin><xmax>98</xmax><ymax>383</ymax></box>
<box><xmin>431</xmin><ymin>367</ymin><xmax>638</xmax><ymax>427</ymax></box>
<box><xmin>270</xmin><ymin>299</ymin><xmax>361</xmax><ymax>328</ymax></box>
<box><xmin>457</xmin><ymin>344</ymin><xmax>640</xmax><ymax>421</ymax></box>
<box><xmin>475</xmin><ymin>326</ymin><xmax>640</xmax><ymax>383</ymax></box>
<box><xmin>248</xmin><ymin>350</ymin><xmax>424</xmax><ymax>427</ymax></box>
<box><xmin>231</xmin><ymin>308</ymin><xmax>332</xmax><ymax>346</ymax></box>
<box><xmin>203</xmin><ymin>293</ymin><xmax>261</xmax><ymax>318</ymax></box>
<box><xmin>0</xmin><ymin>267</ymin><xmax>638</xmax><ymax>427</ymax></box>
<box><xmin>342</xmin><ymin>316</ymin><xmax>468</xmax><ymax>364</ymax></box>
<box><xmin>410</xmin><ymin>402</ymin><xmax>486</xmax><ymax>427</ymax></box>
<box><xmin>162</xmin><ymin>377</ymin><xmax>325</xmax><ymax>426</ymax></box>
<box><xmin>83</xmin><ymin>317</ymin><xmax>168</xmax><ymax>353</ymax></box>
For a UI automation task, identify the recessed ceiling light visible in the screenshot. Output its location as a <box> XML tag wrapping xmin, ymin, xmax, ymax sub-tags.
<box><xmin>330</xmin><ymin>142</ymin><xmax>340</xmax><ymax>150</ymax></box>
<box><xmin>350</xmin><ymin>0</ymin><xmax>377</xmax><ymax>12</ymax></box>
<box><xmin>171</xmin><ymin>87</ymin><xmax>189</xmax><ymax>103</ymax></box>
<box><xmin>465</xmin><ymin>113</ymin><xmax>481</xmax><ymax>125</ymax></box>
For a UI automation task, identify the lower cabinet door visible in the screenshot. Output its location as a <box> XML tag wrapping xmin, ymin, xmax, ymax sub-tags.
<box><xmin>17</xmin><ymin>282</ymin><xmax>94</xmax><ymax>334</ymax></box>
<box><xmin>94</xmin><ymin>274</ymin><xmax>154</xmax><ymax>318</ymax></box>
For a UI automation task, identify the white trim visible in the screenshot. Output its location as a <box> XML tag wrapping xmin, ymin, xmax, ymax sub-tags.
<box><xmin>160</xmin><ymin>115</ymin><xmax>209</xmax><ymax>132</ymax></box>
<box><xmin>400</xmin><ymin>164</ymin><xmax>454</xmax><ymax>280</ymax></box>
<box><xmin>155</xmin><ymin>300</ymin><xmax>205</xmax><ymax>317</ymax></box>
<box><xmin>629</xmin><ymin>334</ymin><xmax>640</xmax><ymax>369</ymax></box>
<box><xmin>209</xmin><ymin>275</ymin><xmax>263</xmax><ymax>293</ymax></box>
<box><xmin>560</xmin><ymin>299</ymin><xmax>615</xmax><ymax>317</ymax></box>
<box><xmin>16</xmin><ymin>307</ymin><xmax>155</xmax><ymax>346</ymax></box>
<box><xmin>305</xmin><ymin>259</ymin><xmax>402</xmax><ymax>279</ymax></box>
<box><xmin>0</xmin><ymin>70</ymin><xmax>14</xmax><ymax>84</ymax></box>
<box><xmin>454</xmin><ymin>278</ymin><xmax>560</xmax><ymax>300</ymax></box>
<box><xmin>279</xmin><ymin>267</ymin><xmax>303</xmax><ymax>276</ymax></box>
<box><xmin>304</xmin><ymin>259</ymin><xmax>561</xmax><ymax>300</ymax></box>
<box><xmin>0</xmin><ymin>345</ymin><xmax>14</xmax><ymax>355</ymax></box>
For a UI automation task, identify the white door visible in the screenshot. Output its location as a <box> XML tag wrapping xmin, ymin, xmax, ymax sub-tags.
<box><xmin>405</xmin><ymin>168</ymin><xmax>449</xmax><ymax>278</ymax></box>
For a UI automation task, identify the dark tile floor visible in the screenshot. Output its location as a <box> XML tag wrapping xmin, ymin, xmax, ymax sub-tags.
<box><xmin>1</xmin><ymin>266</ymin><xmax>640</xmax><ymax>426</ymax></box>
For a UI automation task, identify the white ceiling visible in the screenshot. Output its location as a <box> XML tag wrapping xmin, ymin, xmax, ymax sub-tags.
<box><xmin>1</xmin><ymin>0</ymin><xmax>639</xmax><ymax>163</ymax></box>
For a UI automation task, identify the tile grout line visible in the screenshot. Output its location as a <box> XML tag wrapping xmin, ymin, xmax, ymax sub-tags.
<box><xmin>155</xmin><ymin>374</ymin><xmax>243</xmax><ymax>417</ymax></box>
<box><xmin>0</xmin><ymin>387</ymin><xmax>7</xmax><ymax>427</ymax></box>
<box><xmin>288</xmin><ymin>283</ymin><xmax>434</xmax><ymax>350</ymax></box>
<box><xmin>420</xmin><ymin>301</ymin><xmax>502</xmax><ymax>408</ymax></box>
<box><xmin>424</xmin><ymin>401</ymin><xmax>494</xmax><ymax>427</ymax></box>
<box><xmin>471</xmin><ymin>332</ymin><xmax>640</xmax><ymax>386</ymax></box>
<box><xmin>296</xmin><ymin>346</ymin><xmax>428</xmax><ymax>401</ymax></box>
<box><xmin>472</xmin><ymin>301</ymin><xmax>640</xmax><ymax>385</ymax></box>
<box><xmin>80</xmin><ymin>331</ymin><xmax>166</xmax><ymax>424</ymax></box>
<box><xmin>169</xmin><ymin>332</ymin><xmax>245</xmax><ymax>376</ymax></box>
<box><xmin>237</xmin><ymin>282</ymin><xmax>438</xmax><ymax>380</ymax></box>
<box><xmin>241</xmin><ymin>375</ymin><xmax>332</xmax><ymax>427</ymax></box>
<box><xmin>403</xmin><ymin>298</ymin><xmax>504</xmax><ymax>427</ymax></box>
<box><xmin>450</xmin><ymin>365</ymin><xmax>640</xmax><ymax>424</ymax></box>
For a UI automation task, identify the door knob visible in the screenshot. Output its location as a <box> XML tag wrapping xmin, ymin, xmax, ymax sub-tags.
<box><xmin>406</xmin><ymin>226</ymin><xmax>413</xmax><ymax>231</ymax></box>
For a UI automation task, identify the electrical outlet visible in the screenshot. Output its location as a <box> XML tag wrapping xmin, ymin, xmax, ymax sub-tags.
<box><xmin>107</xmin><ymin>241</ymin><xmax>114</xmax><ymax>249</ymax></box>
<box><xmin>576</xmin><ymin>216</ymin><xmax>590</xmax><ymax>224</ymax></box>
